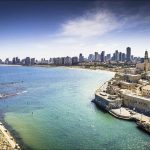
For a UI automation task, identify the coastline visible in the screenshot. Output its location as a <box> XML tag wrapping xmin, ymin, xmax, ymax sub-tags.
<box><xmin>0</xmin><ymin>64</ymin><xmax>22</xmax><ymax>67</ymax></box>
<box><xmin>0</xmin><ymin>120</ymin><xmax>20</xmax><ymax>150</ymax></box>
<box><xmin>60</xmin><ymin>65</ymin><xmax>116</xmax><ymax>74</ymax></box>
<box><xmin>0</xmin><ymin>113</ymin><xmax>32</xmax><ymax>150</ymax></box>
<box><xmin>0</xmin><ymin>64</ymin><xmax>117</xmax><ymax>74</ymax></box>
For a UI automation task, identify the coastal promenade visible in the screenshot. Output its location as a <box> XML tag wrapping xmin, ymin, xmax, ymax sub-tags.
<box><xmin>0</xmin><ymin>122</ymin><xmax>20</xmax><ymax>150</ymax></box>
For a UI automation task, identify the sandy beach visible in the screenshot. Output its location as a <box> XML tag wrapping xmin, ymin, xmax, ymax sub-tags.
<box><xmin>63</xmin><ymin>65</ymin><xmax>116</xmax><ymax>74</ymax></box>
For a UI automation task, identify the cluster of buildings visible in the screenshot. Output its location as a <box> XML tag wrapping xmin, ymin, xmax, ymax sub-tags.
<box><xmin>88</xmin><ymin>47</ymin><xmax>134</xmax><ymax>62</ymax></box>
<box><xmin>87</xmin><ymin>47</ymin><xmax>144</xmax><ymax>64</ymax></box>
<box><xmin>95</xmin><ymin>50</ymin><xmax>150</xmax><ymax>116</ymax></box>
<box><xmin>0</xmin><ymin>57</ymin><xmax>36</xmax><ymax>66</ymax></box>
<box><xmin>0</xmin><ymin>47</ymin><xmax>146</xmax><ymax>66</ymax></box>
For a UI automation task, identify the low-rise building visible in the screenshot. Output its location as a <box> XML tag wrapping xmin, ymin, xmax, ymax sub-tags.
<box><xmin>119</xmin><ymin>81</ymin><xmax>136</xmax><ymax>90</ymax></box>
<box><xmin>124</xmin><ymin>74</ymin><xmax>141</xmax><ymax>83</ymax></box>
<box><xmin>142</xmin><ymin>85</ymin><xmax>150</xmax><ymax>97</ymax></box>
<box><xmin>121</xmin><ymin>92</ymin><xmax>150</xmax><ymax>116</ymax></box>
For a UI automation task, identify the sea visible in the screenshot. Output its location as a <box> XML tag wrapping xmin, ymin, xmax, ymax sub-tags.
<box><xmin>0</xmin><ymin>65</ymin><xmax>150</xmax><ymax>150</ymax></box>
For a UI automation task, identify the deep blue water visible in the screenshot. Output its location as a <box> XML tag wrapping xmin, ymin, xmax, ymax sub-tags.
<box><xmin>0</xmin><ymin>66</ymin><xmax>150</xmax><ymax>150</ymax></box>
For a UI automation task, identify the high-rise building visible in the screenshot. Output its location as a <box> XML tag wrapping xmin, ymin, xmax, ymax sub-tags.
<box><xmin>72</xmin><ymin>57</ymin><xmax>78</xmax><ymax>65</ymax></box>
<box><xmin>88</xmin><ymin>54</ymin><xmax>94</xmax><ymax>62</ymax></box>
<box><xmin>119</xmin><ymin>52</ymin><xmax>122</xmax><ymax>61</ymax></box>
<box><xmin>101</xmin><ymin>51</ymin><xmax>105</xmax><ymax>62</ymax></box>
<box><xmin>95</xmin><ymin>52</ymin><xmax>99</xmax><ymax>62</ymax></box>
<box><xmin>126</xmin><ymin>47</ymin><xmax>131</xmax><ymax>62</ymax></box>
<box><xmin>16</xmin><ymin>57</ymin><xmax>20</xmax><ymax>64</ymax></box>
<box><xmin>79</xmin><ymin>53</ymin><xmax>84</xmax><ymax>63</ymax></box>
<box><xmin>25</xmin><ymin>57</ymin><xmax>31</xmax><ymax>66</ymax></box>
<box><xmin>111</xmin><ymin>53</ymin><xmax>115</xmax><ymax>61</ymax></box>
<box><xmin>131</xmin><ymin>55</ymin><xmax>134</xmax><ymax>61</ymax></box>
<box><xmin>31</xmin><ymin>58</ymin><xmax>35</xmax><ymax>65</ymax></box>
<box><xmin>64</xmin><ymin>56</ymin><xmax>72</xmax><ymax>65</ymax></box>
<box><xmin>53</xmin><ymin>57</ymin><xmax>63</xmax><ymax>65</ymax></box>
<box><xmin>106</xmin><ymin>54</ymin><xmax>111</xmax><ymax>61</ymax></box>
<box><xmin>5</xmin><ymin>58</ymin><xmax>9</xmax><ymax>64</ymax></box>
<box><xmin>12</xmin><ymin>57</ymin><xmax>16</xmax><ymax>64</ymax></box>
<box><xmin>115</xmin><ymin>50</ymin><xmax>119</xmax><ymax>61</ymax></box>
<box><xmin>122</xmin><ymin>53</ymin><xmax>126</xmax><ymax>62</ymax></box>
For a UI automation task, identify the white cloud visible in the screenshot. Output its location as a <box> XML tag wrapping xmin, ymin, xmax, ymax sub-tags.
<box><xmin>1</xmin><ymin>8</ymin><xmax>149</xmax><ymax>59</ymax></box>
<box><xmin>60</xmin><ymin>10</ymin><xmax>122</xmax><ymax>38</ymax></box>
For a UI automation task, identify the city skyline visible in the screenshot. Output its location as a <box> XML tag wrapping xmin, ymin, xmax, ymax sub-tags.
<box><xmin>1</xmin><ymin>47</ymin><xmax>148</xmax><ymax>66</ymax></box>
<box><xmin>0</xmin><ymin>46</ymin><xmax>148</xmax><ymax>61</ymax></box>
<box><xmin>0</xmin><ymin>0</ymin><xmax>150</xmax><ymax>59</ymax></box>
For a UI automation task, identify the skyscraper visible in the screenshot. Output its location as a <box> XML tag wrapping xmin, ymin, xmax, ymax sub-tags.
<box><xmin>25</xmin><ymin>57</ymin><xmax>31</xmax><ymax>66</ymax></box>
<box><xmin>72</xmin><ymin>57</ymin><xmax>78</xmax><ymax>65</ymax></box>
<box><xmin>79</xmin><ymin>53</ymin><xmax>84</xmax><ymax>63</ymax></box>
<box><xmin>119</xmin><ymin>52</ymin><xmax>122</xmax><ymax>61</ymax></box>
<box><xmin>95</xmin><ymin>52</ymin><xmax>99</xmax><ymax>62</ymax></box>
<box><xmin>115</xmin><ymin>50</ymin><xmax>119</xmax><ymax>61</ymax></box>
<box><xmin>122</xmin><ymin>53</ymin><xmax>126</xmax><ymax>62</ymax></box>
<box><xmin>101</xmin><ymin>51</ymin><xmax>105</xmax><ymax>62</ymax></box>
<box><xmin>31</xmin><ymin>58</ymin><xmax>35</xmax><ymax>65</ymax></box>
<box><xmin>88</xmin><ymin>54</ymin><xmax>94</xmax><ymax>62</ymax></box>
<box><xmin>126</xmin><ymin>47</ymin><xmax>131</xmax><ymax>62</ymax></box>
<box><xmin>106</xmin><ymin>54</ymin><xmax>111</xmax><ymax>61</ymax></box>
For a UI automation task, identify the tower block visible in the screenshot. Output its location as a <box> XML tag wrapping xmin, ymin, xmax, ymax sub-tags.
<box><xmin>144</xmin><ymin>50</ymin><xmax>149</xmax><ymax>73</ymax></box>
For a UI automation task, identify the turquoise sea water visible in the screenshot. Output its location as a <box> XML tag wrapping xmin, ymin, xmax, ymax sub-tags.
<box><xmin>0</xmin><ymin>66</ymin><xmax>150</xmax><ymax>150</ymax></box>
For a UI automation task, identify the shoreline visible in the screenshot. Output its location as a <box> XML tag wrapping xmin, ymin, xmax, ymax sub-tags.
<box><xmin>0</xmin><ymin>64</ymin><xmax>22</xmax><ymax>67</ymax></box>
<box><xmin>0</xmin><ymin>64</ymin><xmax>117</xmax><ymax>74</ymax></box>
<box><xmin>63</xmin><ymin>66</ymin><xmax>116</xmax><ymax>74</ymax></box>
<box><xmin>0</xmin><ymin>113</ymin><xmax>32</xmax><ymax>150</ymax></box>
<box><xmin>0</xmin><ymin>119</ymin><xmax>20</xmax><ymax>150</ymax></box>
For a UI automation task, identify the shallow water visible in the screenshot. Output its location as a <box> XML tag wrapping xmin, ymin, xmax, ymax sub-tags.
<box><xmin>0</xmin><ymin>66</ymin><xmax>150</xmax><ymax>150</ymax></box>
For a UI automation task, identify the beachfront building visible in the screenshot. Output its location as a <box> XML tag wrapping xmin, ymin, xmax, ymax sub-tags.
<box><xmin>79</xmin><ymin>53</ymin><xmax>84</xmax><ymax>63</ymax></box>
<box><xmin>72</xmin><ymin>57</ymin><xmax>78</xmax><ymax>65</ymax></box>
<box><xmin>25</xmin><ymin>57</ymin><xmax>31</xmax><ymax>66</ymax></box>
<box><xmin>64</xmin><ymin>56</ymin><xmax>72</xmax><ymax>66</ymax></box>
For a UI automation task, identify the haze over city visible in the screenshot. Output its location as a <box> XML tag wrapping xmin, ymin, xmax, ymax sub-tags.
<box><xmin>0</xmin><ymin>0</ymin><xmax>150</xmax><ymax>60</ymax></box>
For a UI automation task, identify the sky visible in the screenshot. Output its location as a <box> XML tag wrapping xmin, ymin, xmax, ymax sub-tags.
<box><xmin>0</xmin><ymin>0</ymin><xmax>150</xmax><ymax>60</ymax></box>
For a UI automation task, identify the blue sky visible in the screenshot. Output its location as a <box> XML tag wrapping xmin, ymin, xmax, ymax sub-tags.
<box><xmin>0</xmin><ymin>0</ymin><xmax>150</xmax><ymax>60</ymax></box>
